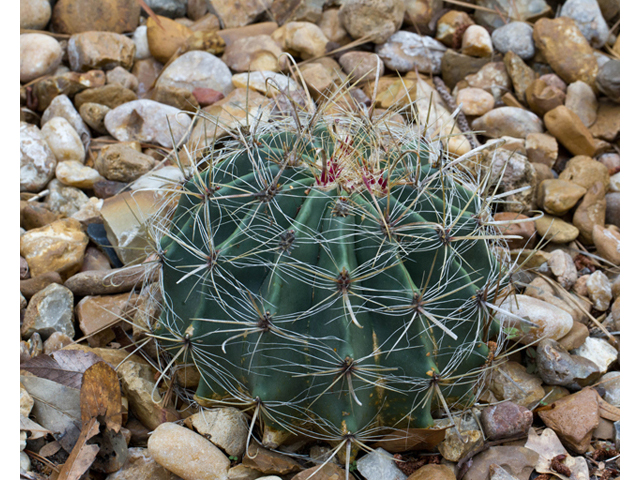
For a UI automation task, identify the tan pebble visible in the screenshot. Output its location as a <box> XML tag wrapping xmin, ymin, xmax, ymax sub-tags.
<box><xmin>525</xmin><ymin>132</ymin><xmax>558</xmax><ymax>168</ymax></box>
<box><xmin>455</xmin><ymin>87</ymin><xmax>494</xmax><ymax>116</ymax></box>
<box><xmin>592</xmin><ymin>224</ymin><xmax>620</xmax><ymax>265</ymax></box>
<box><xmin>460</xmin><ymin>25</ymin><xmax>493</xmax><ymax>57</ymax></box>
<box><xmin>544</xmin><ymin>106</ymin><xmax>597</xmax><ymax>157</ymax></box>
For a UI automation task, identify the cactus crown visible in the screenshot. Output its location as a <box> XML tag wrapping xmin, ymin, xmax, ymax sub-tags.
<box><xmin>147</xmin><ymin>82</ymin><xmax>509</xmax><ymax>453</ymax></box>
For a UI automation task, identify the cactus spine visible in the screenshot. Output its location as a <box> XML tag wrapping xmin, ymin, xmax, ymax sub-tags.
<box><xmin>147</xmin><ymin>82</ymin><xmax>509</xmax><ymax>453</ymax></box>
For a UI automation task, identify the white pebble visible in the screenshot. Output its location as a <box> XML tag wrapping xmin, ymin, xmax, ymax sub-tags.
<box><xmin>586</xmin><ymin>270</ymin><xmax>612</xmax><ymax>311</ymax></box>
<box><xmin>20</xmin><ymin>33</ymin><xmax>62</xmax><ymax>83</ymax></box>
<box><xmin>56</xmin><ymin>161</ymin><xmax>104</xmax><ymax>189</ymax></box>
<box><xmin>41</xmin><ymin>117</ymin><xmax>85</xmax><ymax>163</ymax></box>
<box><xmin>573</xmin><ymin>336</ymin><xmax>618</xmax><ymax>373</ymax></box>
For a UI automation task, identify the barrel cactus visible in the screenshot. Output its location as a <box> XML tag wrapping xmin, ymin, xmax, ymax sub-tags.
<box><xmin>147</xmin><ymin>86</ymin><xmax>509</xmax><ymax>455</ymax></box>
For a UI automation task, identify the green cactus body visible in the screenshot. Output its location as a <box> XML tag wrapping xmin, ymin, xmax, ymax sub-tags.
<box><xmin>156</xmin><ymin>109</ymin><xmax>505</xmax><ymax>445</ymax></box>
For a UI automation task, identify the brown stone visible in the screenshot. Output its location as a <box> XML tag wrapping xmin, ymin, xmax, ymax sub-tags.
<box><xmin>79</xmin><ymin>102</ymin><xmax>111</xmax><ymax>134</ymax></box>
<box><xmin>20</xmin><ymin>218</ymin><xmax>88</xmax><ymax>280</ymax></box>
<box><xmin>460</xmin><ymin>446</ymin><xmax>538</xmax><ymax>480</ymax></box>
<box><xmin>76</xmin><ymin>293</ymin><xmax>138</xmax><ymax>347</ymax></box>
<box><xmin>51</xmin><ymin>0</ymin><xmax>140</xmax><ymax>34</ymax></box>
<box><xmin>493</xmin><ymin>212</ymin><xmax>536</xmax><ymax>250</ymax></box>
<box><xmin>74</xmin><ymin>84</ymin><xmax>138</xmax><ymax>110</ymax></box>
<box><xmin>64</xmin><ymin>264</ymin><xmax>158</xmax><ymax>296</ymax></box>
<box><xmin>406</xmin><ymin>464</ymin><xmax>455</xmax><ymax>480</ymax></box>
<box><xmin>589</xmin><ymin>99</ymin><xmax>620</xmax><ymax>141</ymax></box>
<box><xmin>525</xmin><ymin>78</ymin><xmax>565</xmax><ymax>117</ymax></box>
<box><xmin>557</xmin><ymin>320</ymin><xmax>589</xmax><ymax>350</ymax></box>
<box><xmin>81</xmin><ymin>246</ymin><xmax>112</xmax><ymax>272</ymax></box>
<box><xmin>293</xmin><ymin>463</ymin><xmax>356</xmax><ymax>480</ymax></box>
<box><xmin>207</xmin><ymin>0</ymin><xmax>273</xmax><ymax>29</ymax></box>
<box><xmin>501</xmin><ymin>91</ymin><xmax>526</xmax><ymax>109</ymax></box>
<box><xmin>242</xmin><ymin>441</ymin><xmax>303</xmax><ymax>475</ymax></box>
<box><xmin>132</xmin><ymin>58</ymin><xmax>164</xmax><ymax>97</ymax></box>
<box><xmin>146</xmin><ymin>15</ymin><xmax>193</xmax><ymax>64</ymax></box>
<box><xmin>183</xmin><ymin>30</ymin><xmax>226</xmax><ymax>56</ymax></box>
<box><xmin>572</xmin><ymin>181</ymin><xmax>606</xmax><ymax>244</ymax></box>
<box><xmin>32</xmin><ymin>70</ymin><xmax>106</xmax><ymax>112</ymax></box>
<box><xmin>216</xmin><ymin>22</ymin><xmax>279</xmax><ymax>46</ymax></box>
<box><xmin>558</xmin><ymin>155</ymin><xmax>610</xmax><ymax>191</ymax></box>
<box><xmin>532</xmin><ymin>17</ymin><xmax>599</xmax><ymax>89</ymax></box>
<box><xmin>95</xmin><ymin>144</ymin><xmax>156</xmax><ymax>183</ymax></box>
<box><xmin>538</xmin><ymin>388</ymin><xmax>600</xmax><ymax>453</ymax></box>
<box><xmin>435</xmin><ymin>10</ymin><xmax>474</xmax><ymax>48</ymax></box>
<box><xmin>190</xmin><ymin>12</ymin><xmax>220</xmax><ymax>30</ymax></box>
<box><xmin>20</xmin><ymin>201</ymin><xmax>60</xmax><ymax>230</ymax></box>
<box><xmin>20</xmin><ymin>271</ymin><xmax>64</xmax><ymax>299</ymax></box>
<box><xmin>592</xmin><ymin>225</ymin><xmax>620</xmax><ymax>266</ymax></box>
<box><xmin>463</xmin><ymin>61</ymin><xmax>512</xmax><ymax>98</ymax></box>
<box><xmin>221</xmin><ymin>35</ymin><xmax>284</xmax><ymax>72</ymax></box>
<box><xmin>504</xmin><ymin>51</ymin><xmax>537</xmax><ymax>103</ymax></box>
<box><xmin>525</xmin><ymin>132</ymin><xmax>557</xmax><ymax>168</ymax></box>
<box><xmin>440</xmin><ymin>49</ymin><xmax>492</xmax><ymax>90</ymax></box>
<box><xmin>68</xmin><ymin>31</ymin><xmax>136</xmax><ymax>71</ymax></box>
<box><xmin>544</xmin><ymin>106</ymin><xmax>597</xmax><ymax>157</ymax></box>
<box><xmin>537</xmin><ymin>179</ymin><xmax>586</xmax><ymax>216</ymax></box>
<box><xmin>272</xmin><ymin>21</ymin><xmax>329</xmax><ymax>59</ymax></box>
<box><xmin>535</xmin><ymin>215</ymin><xmax>580</xmax><ymax>244</ymax></box>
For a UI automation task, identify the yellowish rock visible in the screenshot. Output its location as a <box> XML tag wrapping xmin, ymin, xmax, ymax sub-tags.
<box><xmin>535</xmin><ymin>215</ymin><xmax>580</xmax><ymax>244</ymax></box>
<box><xmin>231</xmin><ymin>71</ymin><xmax>300</xmax><ymax>98</ymax></box>
<box><xmin>461</xmin><ymin>25</ymin><xmax>493</xmax><ymax>57</ymax></box>
<box><xmin>20</xmin><ymin>218</ymin><xmax>88</xmax><ymax>279</ymax></box>
<box><xmin>147</xmin><ymin>15</ymin><xmax>193</xmax><ymax>64</ymax></box>
<box><xmin>544</xmin><ymin>106</ymin><xmax>597</xmax><ymax>157</ymax></box>
<box><xmin>537</xmin><ymin>179</ymin><xmax>586</xmax><ymax>216</ymax></box>
<box><xmin>272</xmin><ymin>21</ymin><xmax>329</xmax><ymax>59</ymax></box>
<box><xmin>55</xmin><ymin>160</ymin><xmax>104</xmax><ymax>189</ymax></box>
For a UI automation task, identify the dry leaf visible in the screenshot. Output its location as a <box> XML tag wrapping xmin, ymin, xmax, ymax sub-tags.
<box><xmin>39</xmin><ymin>440</ymin><xmax>62</xmax><ymax>458</ymax></box>
<box><xmin>80</xmin><ymin>362</ymin><xmax>122</xmax><ymax>432</ymax></box>
<box><xmin>20</xmin><ymin>414</ymin><xmax>52</xmax><ymax>440</ymax></box>
<box><xmin>21</xmin><ymin>350</ymin><xmax>103</xmax><ymax>390</ymax></box>
<box><xmin>524</xmin><ymin>428</ymin><xmax>589</xmax><ymax>480</ymax></box>
<box><xmin>56</xmin><ymin>417</ymin><xmax>101</xmax><ymax>480</ymax></box>
<box><xmin>21</xmin><ymin>375</ymin><xmax>82</xmax><ymax>453</ymax></box>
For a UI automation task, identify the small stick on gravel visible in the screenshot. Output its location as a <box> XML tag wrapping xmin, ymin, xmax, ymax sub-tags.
<box><xmin>432</xmin><ymin>76</ymin><xmax>479</xmax><ymax>150</ymax></box>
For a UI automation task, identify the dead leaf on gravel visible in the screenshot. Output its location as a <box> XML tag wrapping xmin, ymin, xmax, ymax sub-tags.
<box><xmin>21</xmin><ymin>350</ymin><xmax>103</xmax><ymax>390</ymax></box>
<box><xmin>39</xmin><ymin>440</ymin><xmax>62</xmax><ymax>458</ymax></box>
<box><xmin>80</xmin><ymin>362</ymin><xmax>122</xmax><ymax>432</ymax></box>
<box><xmin>524</xmin><ymin>428</ymin><xmax>589</xmax><ymax>480</ymax></box>
<box><xmin>56</xmin><ymin>417</ymin><xmax>101</xmax><ymax>480</ymax></box>
<box><xmin>20</xmin><ymin>375</ymin><xmax>82</xmax><ymax>453</ymax></box>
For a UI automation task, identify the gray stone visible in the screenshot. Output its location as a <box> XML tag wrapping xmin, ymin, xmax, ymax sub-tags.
<box><xmin>560</xmin><ymin>0</ymin><xmax>609</xmax><ymax>48</ymax></box>
<box><xmin>144</xmin><ymin>0</ymin><xmax>187</xmax><ymax>17</ymax></box>
<box><xmin>185</xmin><ymin>408</ymin><xmax>249</xmax><ymax>457</ymax></box>
<box><xmin>596</xmin><ymin>60</ymin><xmax>620</xmax><ymax>102</ymax></box>
<box><xmin>491</xmin><ymin>22</ymin><xmax>535</xmax><ymax>60</ymax></box>
<box><xmin>474</xmin><ymin>0</ymin><xmax>551</xmax><ymax>29</ymax></box>
<box><xmin>41</xmin><ymin>95</ymin><xmax>91</xmax><ymax>151</ymax></box>
<box><xmin>356</xmin><ymin>447</ymin><xmax>406</xmax><ymax>480</ymax></box>
<box><xmin>480</xmin><ymin>402</ymin><xmax>532</xmax><ymax>440</ymax></box>
<box><xmin>605</xmin><ymin>192</ymin><xmax>620</xmax><ymax>227</ymax></box>
<box><xmin>104</xmin><ymin>100</ymin><xmax>189</xmax><ymax>148</ymax></box>
<box><xmin>375</xmin><ymin>30</ymin><xmax>446</xmax><ymax>74</ymax></box>
<box><xmin>565</xmin><ymin>80</ymin><xmax>598</xmax><ymax>127</ymax></box>
<box><xmin>20</xmin><ymin>122</ymin><xmax>57</xmax><ymax>193</ymax></box>
<box><xmin>21</xmin><ymin>283</ymin><xmax>75</xmax><ymax>339</ymax></box>
<box><xmin>472</xmin><ymin>107</ymin><xmax>543</xmax><ymax>139</ymax></box>
<box><xmin>536</xmin><ymin>339</ymin><xmax>600</xmax><ymax>390</ymax></box>
<box><xmin>156</xmin><ymin>51</ymin><xmax>233</xmax><ymax>96</ymax></box>
<box><xmin>599</xmin><ymin>371</ymin><xmax>620</xmax><ymax>407</ymax></box>
<box><xmin>547</xmin><ymin>249</ymin><xmax>578</xmax><ymax>290</ymax></box>
<box><xmin>107</xmin><ymin>66</ymin><xmax>140</xmax><ymax>91</ymax></box>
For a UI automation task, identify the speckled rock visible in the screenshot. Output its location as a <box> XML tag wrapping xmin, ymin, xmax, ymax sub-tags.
<box><xmin>46</xmin><ymin>179</ymin><xmax>89</xmax><ymax>217</ymax></box>
<box><xmin>79</xmin><ymin>102</ymin><xmax>111</xmax><ymax>134</ymax></box>
<box><xmin>537</xmin><ymin>179</ymin><xmax>585</xmax><ymax>216</ymax></box>
<box><xmin>461</xmin><ymin>25</ymin><xmax>492</xmax><ymax>57</ymax></box>
<box><xmin>94</xmin><ymin>144</ymin><xmax>156</xmax><ymax>183</ymax></box>
<box><xmin>271</xmin><ymin>21</ymin><xmax>329</xmax><ymax>59</ymax></box>
<box><xmin>536</xmin><ymin>339</ymin><xmax>600</xmax><ymax>390</ymax></box>
<box><xmin>491</xmin><ymin>22</ymin><xmax>535</xmax><ymax>59</ymax></box>
<box><xmin>21</xmin><ymin>283</ymin><xmax>75</xmax><ymax>339</ymax></box>
<box><xmin>375</xmin><ymin>31</ymin><xmax>446</xmax><ymax>74</ymax></box>
<box><xmin>20</xmin><ymin>34</ymin><xmax>63</xmax><ymax>83</ymax></box>
<box><xmin>43</xmin><ymin>331</ymin><xmax>74</xmax><ymax>354</ymax></box>
<box><xmin>560</xmin><ymin>0</ymin><xmax>609</xmax><ymax>49</ymax></box>
<box><xmin>156</xmin><ymin>51</ymin><xmax>233</xmax><ymax>96</ymax></box>
<box><xmin>20</xmin><ymin>122</ymin><xmax>57</xmax><ymax>192</ymax></box>
<box><xmin>41</xmin><ymin>116</ymin><xmax>85</xmax><ymax>163</ymax></box>
<box><xmin>338</xmin><ymin>0</ymin><xmax>404</xmax><ymax>44</ymax></box>
<box><xmin>148</xmin><ymin>423</ymin><xmax>231</xmax><ymax>480</ymax></box>
<box><xmin>455</xmin><ymin>87</ymin><xmax>494</xmax><ymax>116</ymax></box>
<box><xmin>185</xmin><ymin>408</ymin><xmax>249</xmax><ymax>457</ymax></box>
<box><xmin>51</xmin><ymin>0</ymin><xmax>140</xmax><ymax>34</ymax></box>
<box><xmin>488</xmin><ymin>361</ymin><xmax>545</xmax><ymax>408</ymax></box>
<box><xmin>503</xmin><ymin>51</ymin><xmax>536</xmax><ymax>103</ymax></box>
<box><xmin>32</xmin><ymin>69</ymin><xmax>106</xmax><ymax>112</ymax></box>
<box><xmin>532</xmin><ymin>17</ymin><xmax>598</xmax><ymax>89</ymax></box>
<box><xmin>73</xmin><ymin>84</ymin><xmax>138</xmax><ymax>110</ymax></box>
<box><xmin>20</xmin><ymin>217</ymin><xmax>88</xmax><ymax>279</ymax></box>
<box><xmin>106</xmin><ymin>66</ymin><xmax>139</xmax><ymax>91</ymax></box>
<box><xmin>480</xmin><ymin>402</ymin><xmax>533</xmax><ymax>440</ymax></box>
<box><xmin>544</xmin><ymin>106</ymin><xmax>597</xmax><ymax>157</ymax></box>
<box><xmin>21</xmin><ymin>0</ymin><xmax>52</xmax><ymax>30</ymax></box>
<box><xmin>56</xmin><ymin>160</ymin><xmax>104</xmax><ymax>189</ymax></box>
<box><xmin>104</xmin><ymin>100</ymin><xmax>189</xmax><ymax>148</ymax></box>
<box><xmin>496</xmin><ymin>294</ymin><xmax>573</xmax><ymax>345</ymax></box>
<box><xmin>68</xmin><ymin>32</ymin><xmax>136</xmax><ymax>72</ymax></box>
<box><xmin>547</xmin><ymin>249</ymin><xmax>578</xmax><ymax>290</ymax></box>
<box><xmin>472</xmin><ymin>107</ymin><xmax>543</xmax><ymax>139</ymax></box>
<box><xmin>462</xmin><ymin>61</ymin><xmax>512</xmax><ymax>101</ymax></box>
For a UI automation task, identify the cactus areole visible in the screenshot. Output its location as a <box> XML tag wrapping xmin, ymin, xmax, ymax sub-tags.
<box><xmin>156</xmin><ymin>105</ymin><xmax>505</xmax><ymax>447</ymax></box>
